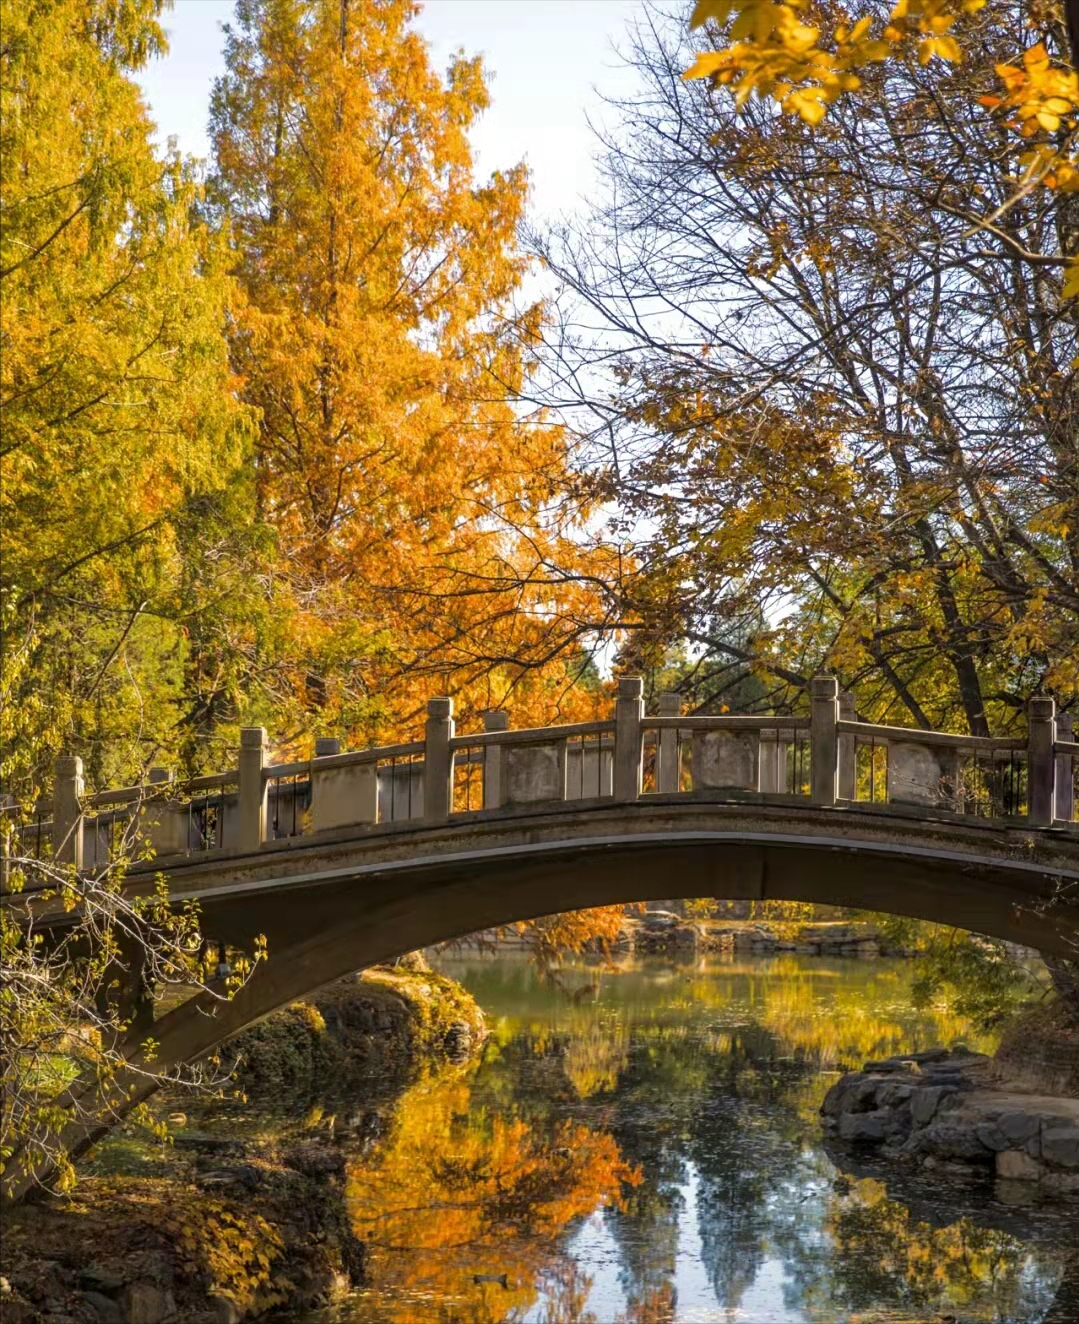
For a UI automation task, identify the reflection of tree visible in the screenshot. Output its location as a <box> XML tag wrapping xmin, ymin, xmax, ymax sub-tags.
<box><xmin>563</xmin><ymin>1017</ymin><xmax>630</xmax><ymax>1099</ymax></box>
<box><xmin>345</xmin><ymin>1071</ymin><xmax>638</xmax><ymax>1323</ymax></box>
<box><xmin>809</xmin><ymin>1178</ymin><xmax>1062</xmax><ymax>1322</ymax></box>
<box><xmin>537</xmin><ymin>1260</ymin><xmax>597</xmax><ymax>1324</ymax></box>
<box><xmin>427</xmin><ymin>954</ymin><xmax>1076</xmax><ymax>1322</ymax></box>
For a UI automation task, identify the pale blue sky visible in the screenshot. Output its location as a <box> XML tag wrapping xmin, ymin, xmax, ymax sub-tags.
<box><xmin>137</xmin><ymin>0</ymin><xmax>645</xmax><ymax>221</ymax></box>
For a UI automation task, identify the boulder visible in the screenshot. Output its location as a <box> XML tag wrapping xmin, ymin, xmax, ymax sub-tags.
<box><xmin>118</xmin><ymin>1281</ymin><xmax>176</xmax><ymax>1324</ymax></box>
<box><xmin>907</xmin><ymin>1122</ymin><xmax>991</xmax><ymax>1163</ymax></box>
<box><xmin>839</xmin><ymin>1111</ymin><xmax>888</xmax><ymax>1142</ymax></box>
<box><xmin>995</xmin><ymin>1110</ymin><xmax>1041</xmax><ymax>1149</ymax></box>
<box><xmin>1040</xmin><ymin>1124</ymin><xmax>1079</xmax><ymax>1170</ymax></box>
<box><xmin>910</xmin><ymin>1085</ymin><xmax>957</xmax><ymax>1127</ymax></box>
<box><xmin>996</xmin><ymin>1150</ymin><xmax>1042</xmax><ymax>1182</ymax></box>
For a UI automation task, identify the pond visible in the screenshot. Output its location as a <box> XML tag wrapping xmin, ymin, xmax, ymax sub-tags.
<box><xmin>326</xmin><ymin>954</ymin><xmax>1079</xmax><ymax>1324</ymax></box>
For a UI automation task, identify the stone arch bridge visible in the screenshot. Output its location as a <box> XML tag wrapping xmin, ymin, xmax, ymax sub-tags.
<box><xmin>5</xmin><ymin>677</ymin><xmax>1079</xmax><ymax>1200</ymax></box>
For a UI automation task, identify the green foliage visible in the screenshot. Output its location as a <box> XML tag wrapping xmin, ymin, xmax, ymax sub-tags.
<box><xmin>1</xmin><ymin>0</ymin><xmax>261</xmax><ymax>792</ymax></box>
<box><xmin>863</xmin><ymin>915</ymin><xmax>1046</xmax><ymax>1026</ymax></box>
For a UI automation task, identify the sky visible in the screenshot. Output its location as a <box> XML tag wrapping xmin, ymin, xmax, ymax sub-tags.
<box><xmin>137</xmin><ymin>0</ymin><xmax>645</xmax><ymax>223</ymax></box>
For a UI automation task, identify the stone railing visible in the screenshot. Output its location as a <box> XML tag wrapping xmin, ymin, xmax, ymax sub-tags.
<box><xmin>7</xmin><ymin>677</ymin><xmax>1077</xmax><ymax>874</ymax></box>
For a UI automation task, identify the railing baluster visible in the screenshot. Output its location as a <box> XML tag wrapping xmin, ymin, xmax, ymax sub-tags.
<box><xmin>614</xmin><ymin>677</ymin><xmax>644</xmax><ymax>802</ymax></box>
<box><xmin>810</xmin><ymin>676</ymin><xmax>839</xmax><ymax>807</ymax></box>
<box><xmin>238</xmin><ymin>727</ymin><xmax>267</xmax><ymax>851</ymax></box>
<box><xmin>656</xmin><ymin>693</ymin><xmax>681</xmax><ymax>793</ymax></box>
<box><xmin>1028</xmin><ymin>695</ymin><xmax>1056</xmax><ymax>827</ymax></box>
<box><xmin>424</xmin><ymin>697</ymin><xmax>454</xmax><ymax>822</ymax></box>
<box><xmin>52</xmin><ymin>755</ymin><xmax>84</xmax><ymax>868</ymax></box>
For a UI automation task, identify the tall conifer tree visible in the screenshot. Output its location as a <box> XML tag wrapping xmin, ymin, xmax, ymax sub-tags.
<box><xmin>210</xmin><ymin>0</ymin><xmax>611</xmax><ymax>739</ymax></box>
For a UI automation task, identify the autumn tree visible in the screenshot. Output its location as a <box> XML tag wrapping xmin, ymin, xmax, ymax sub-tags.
<box><xmin>683</xmin><ymin>1</ymin><xmax>1078</xmax><ymax>300</ymax></box>
<box><xmin>537</xmin><ymin>0</ymin><xmax>1077</xmax><ymax>735</ymax></box>
<box><xmin>208</xmin><ymin>0</ymin><xmax>616</xmax><ymax>748</ymax></box>
<box><xmin>0</xmin><ymin>0</ymin><xmax>263</xmax><ymax>795</ymax></box>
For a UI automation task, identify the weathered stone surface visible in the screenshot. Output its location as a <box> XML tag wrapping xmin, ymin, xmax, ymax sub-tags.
<box><xmin>908</xmin><ymin>1122</ymin><xmax>990</xmax><ymax>1162</ymax></box>
<box><xmin>887</xmin><ymin>741</ymin><xmax>953</xmax><ymax>806</ymax></box>
<box><xmin>117</xmin><ymin>1281</ymin><xmax>176</xmax><ymax>1324</ymax></box>
<box><xmin>975</xmin><ymin>1122</ymin><xmax>1010</xmax><ymax>1152</ymax></box>
<box><xmin>996</xmin><ymin>1149</ymin><xmax>1042</xmax><ymax>1182</ymax></box>
<box><xmin>995</xmin><ymin>1110</ymin><xmax>1041</xmax><ymax>1149</ymax></box>
<box><xmin>910</xmin><ymin>1085</ymin><xmax>956</xmax><ymax>1126</ymax></box>
<box><xmin>692</xmin><ymin>730</ymin><xmax>758</xmax><ymax>790</ymax></box>
<box><xmin>503</xmin><ymin>742</ymin><xmax>565</xmax><ymax>804</ymax></box>
<box><xmin>83</xmin><ymin>1292</ymin><xmax>124</xmax><ymax>1323</ymax></box>
<box><xmin>839</xmin><ymin>1111</ymin><xmax>887</xmax><ymax>1142</ymax></box>
<box><xmin>1040</xmin><ymin>1124</ymin><xmax>1079</xmax><ymax>1169</ymax></box>
<box><xmin>208</xmin><ymin>1296</ymin><xmax>240</xmax><ymax>1324</ymax></box>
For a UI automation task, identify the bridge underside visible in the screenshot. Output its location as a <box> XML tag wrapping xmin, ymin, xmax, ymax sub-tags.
<box><xmin>142</xmin><ymin>799</ymin><xmax>1079</xmax><ymax>1070</ymax></box>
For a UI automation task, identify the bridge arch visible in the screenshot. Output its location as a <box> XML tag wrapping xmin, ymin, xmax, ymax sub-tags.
<box><xmin>8</xmin><ymin>798</ymin><xmax>1077</xmax><ymax>1203</ymax></box>
<box><xmin>143</xmin><ymin>797</ymin><xmax>1079</xmax><ymax>1062</ymax></box>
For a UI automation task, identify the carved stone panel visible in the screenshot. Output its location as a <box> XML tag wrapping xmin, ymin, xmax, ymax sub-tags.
<box><xmin>502</xmin><ymin>741</ymin><xmax>567</xmax><ymax>805</ymax></box>
<box><xmin>312</xmin><ymin>762</ymin><xmax>378</xmax><ymax>832</ymax></box>
<box><xmin>887</xmin><ymin>742</ymin><xmax>955</xmax><ymax>807</ymax></box>
<box><xmin>692</xmin><ymin>730</ymin><xmax>759</xmax><ymax>791</ymax></box>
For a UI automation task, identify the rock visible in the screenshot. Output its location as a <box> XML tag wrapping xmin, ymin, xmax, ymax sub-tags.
<box><xmin>996</xmin><ymin>1149</ymin><xmax>1042</xmax><ymax>1182</ymax></box>
<box><xmin>839</xmin><ymin>1111</ymin><xmax>887</xmax><ymax>1141</ymax></box>
<box><xmin>975</xmin><ymin>1122</ymin><xmax>1010</xmax><ymax>1152</ymax></box>
<box><xmin>863</xmin><ymin>1057</ymin><xmax>916</xmax><ymax>1075</ymax></box>
<box><xmin>118</xmin><ymin>1281</ymin><xmax>176</xmax><ymax>1324</ymax></box>
<box><xmin>876</xmin><ymin>1081</ymin><xmax>914</xmax><ymax>1107</ymax></box>
<box><xmin>208</xmin><ymin>1295</ymin><xmax>240</xmax><ymax>1324</ymax></box>
<box><xmin>910</xmin><ymin>1085</ymin><xmax>957</xmax><ymax>1126</ymax></box>
<box><xmin>907</xmin><ymin>1122</ymin><xmax>990</xmax><ymax>1162</ymax></box>
<box><xmin>83</xmin><ymin>1291</ymin><xmax>124</xmax><ymax>1323</ymax></box>
<box><xmin>1040</xmin><ymin>1124</ymin><xmax>1079</xmax><ymax>1169</ymax></box>
<box><xmin>79</xmin><ymin>1268</ymin><xmax>125</xmax><ymax>1296</ymax></box>
<box><xmin>995</xmin><ymin>1110</ymin><xmax>1042</xmax><ymax>1150</ymax></box>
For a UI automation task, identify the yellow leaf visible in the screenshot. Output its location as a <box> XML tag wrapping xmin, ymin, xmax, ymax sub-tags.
<box><xmin>690</xmin><ymin>0</ymin><xmax>737</xmax><ymax>26</ymax></box>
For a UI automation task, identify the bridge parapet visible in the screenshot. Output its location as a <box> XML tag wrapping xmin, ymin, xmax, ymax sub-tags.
<box><xmin>6</xmin><ymin>678</ymin><xmax>1077</xmax><ymax>875</ymax></box>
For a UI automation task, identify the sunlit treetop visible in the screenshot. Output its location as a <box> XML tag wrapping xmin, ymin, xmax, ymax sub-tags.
<box><xmin>685</xmin><ymin>0</ymin><xmax>1078</xmax><ymax>295</ymax></box>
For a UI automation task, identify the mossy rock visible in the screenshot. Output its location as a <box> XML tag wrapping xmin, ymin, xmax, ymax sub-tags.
<box><xmin>230</xmin><ymin>961</ymin><xmax>486</xmax><ymax>1098</ymax></box>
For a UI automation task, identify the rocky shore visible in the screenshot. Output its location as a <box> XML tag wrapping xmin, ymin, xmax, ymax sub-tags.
<box><xmin>0</xmin><ymin>963</ymin><xmax>486</xmax><ymax>1324</ymax></box>
<box><xmin>622</xmin><ymin>912</ymin><xmax>914</xmax><ymax>958</ymax></box>
<box><xmin>821</xmin><ymin>1047</ymin><xmax>1079</xmax><ymax>1195</ymax></box>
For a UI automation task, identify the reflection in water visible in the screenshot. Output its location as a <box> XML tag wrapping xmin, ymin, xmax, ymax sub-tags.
<box><xmin>332</xmin><ymin>957</ymin><xmax>1077</xmax><ymax>1323</ymax></box>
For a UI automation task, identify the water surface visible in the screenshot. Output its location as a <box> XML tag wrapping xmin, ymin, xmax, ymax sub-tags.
<box><xmin>334</xmin><ymin>954</ymin><xmax>1078</xmax><ymax>1324</ymax></box>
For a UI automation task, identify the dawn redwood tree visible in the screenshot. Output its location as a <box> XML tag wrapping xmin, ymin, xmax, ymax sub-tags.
<box><xmin>209</xmin><ymin>0</ymin><xmax>616</xmax><ymax>742</ymax></box>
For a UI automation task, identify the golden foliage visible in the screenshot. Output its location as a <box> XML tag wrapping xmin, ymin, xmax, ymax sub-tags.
<box><xmin>346</xmin><ymin>1071</ymin><xmax>639</xmax><ymax>1320</ymax></box>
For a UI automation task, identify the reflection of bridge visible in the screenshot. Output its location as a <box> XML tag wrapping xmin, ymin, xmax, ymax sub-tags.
<box><xmin>5</xmin><ymin>677</ymin><xmax>1079</xmax><ymax>1198</ymax></box>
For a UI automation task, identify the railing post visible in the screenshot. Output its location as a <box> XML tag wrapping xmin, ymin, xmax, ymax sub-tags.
<box><xmin>483</xmin><ymin>710</ymin><xmax>508</xmax><ymax>809</ymax></box>
<box><xmin>238</xmin><ymin>727</ymin><xmax>267</xmax><ymax>851</ymax></box>
<box><xmin>837</xmin><ymin>692</ymin><xmax>856</xmax><ymax>802</ymax></box>
<box><xmin>810</xmin><ymin>675</ymin><xmax>839</xmax><ymax>807</ymax></box>
<box><xmin>656</xmin><ymin>692</ymin><xmax>681</xmax><ymax>793</ymax></box>
<box><xmin>614</xmin><ymin>676</ymin><xmax>644</xmax><ymax>802</ymax></box>
<box><xmin>424</xmin><ymin>697</ymin><xmax>454</xmax><ymax>821</ymax></box>
<box><xmin>1056</xmin><ymin>714</ymin><xmax>1074</xmax><ymax>824</ymax></box>
<box><xmin>52</xmin><ymin>755</ymin><xmax>84</xmax><ymax>868</ymax></box>
<box><xmin>1027</xmin><ymin>695</ymin><xmax>1056</xmax><ymax>827</ymax></box>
